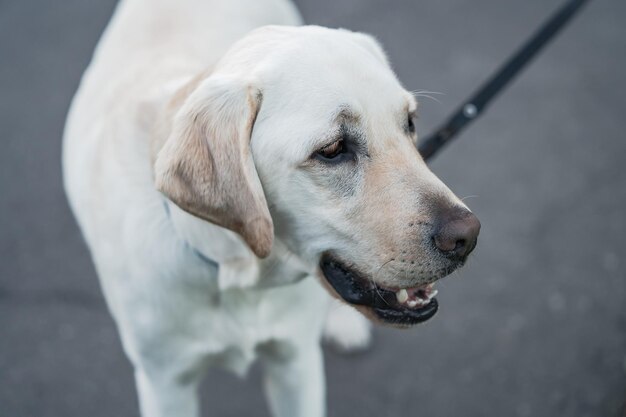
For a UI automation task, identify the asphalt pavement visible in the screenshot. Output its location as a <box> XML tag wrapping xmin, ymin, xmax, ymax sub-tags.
<box><xmin>1</xmin><ymin>0</ymin><xmax>625</xmax><ymax>416</ymax></box>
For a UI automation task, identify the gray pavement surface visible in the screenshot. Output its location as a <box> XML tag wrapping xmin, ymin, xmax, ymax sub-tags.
<box><xmin>1</xmin><ymin>0</ymin><xmax>625</xmax><ymax>416</ymax></box>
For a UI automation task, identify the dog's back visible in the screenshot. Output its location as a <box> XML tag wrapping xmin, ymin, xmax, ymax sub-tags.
<box><xmin>63</xmin><ymin>0</ymin><xmax>301</xmax><ymax>242</ymax></box>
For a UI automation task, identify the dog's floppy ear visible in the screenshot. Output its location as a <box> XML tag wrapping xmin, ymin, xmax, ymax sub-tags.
<box><xmin>154</xmin><ymin>76</ymin><xmax>273</xmax><ymax>258</ymax></box>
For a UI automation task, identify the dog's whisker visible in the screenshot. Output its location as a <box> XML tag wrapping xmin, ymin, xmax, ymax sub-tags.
<box><xmin>415</xmin><ymin>94</ymin><xmax>442</xmax><ymax>104</ymax></box>
<box><xmin>374</xmin><ymin>258</ymin><xmax>394</xmax><ymax>281</ymax></box>
<box><xmin>372</xmin><ymin>283</ymin><xmax>389</xmax><ymax>306</ymax></box>
<box><xmin>410</xmin><ymin>89</ymin><xmax>445</xmax><ymax>96</ymax></box>
<box><xmin>411</xmin><ymin>90</ymin><xmax>445</xmax><ymax>105</ymax></box>
<box><xmin>460</xmin><ymin>195</ymin><xmax>479</xmax><ymax>201</ymax></box>
<box><xmin>368</xmin><ymin>258</ymin><xmax>395</xmax><ymax>306</ymax></box>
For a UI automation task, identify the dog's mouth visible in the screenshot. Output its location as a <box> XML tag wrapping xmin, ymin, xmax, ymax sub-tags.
<box><xmin>319</xmin><ymin>253</ymin><xmax>444</xmax><ymax>327</ymax></box>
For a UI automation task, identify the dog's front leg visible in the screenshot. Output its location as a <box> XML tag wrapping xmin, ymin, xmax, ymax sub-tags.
<box><xmin>134</xmin><ymin>367</ymin><xmax>200</xmax><ymax>417</ymax></box>
<box><xmin>261</xmin><ymin>343</ymin><xmax>325</xmax><ymax>417</ymax></box>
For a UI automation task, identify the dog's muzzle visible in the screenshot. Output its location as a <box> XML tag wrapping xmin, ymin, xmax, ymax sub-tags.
<box><xmin>318</xmin><ymin>208</ymin><xmax>480</xmax><ymax>327</ymax></box>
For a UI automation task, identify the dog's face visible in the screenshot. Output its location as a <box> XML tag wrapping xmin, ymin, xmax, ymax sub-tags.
<box><xmin>155</xmin><ymin>26</ymin><xmax>480</xmax><ymax>327</ymax></box>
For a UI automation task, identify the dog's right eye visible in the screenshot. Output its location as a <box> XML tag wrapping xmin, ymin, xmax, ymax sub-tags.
<box><xmin>315</xmin><ymin>140</ymin><xmax>350</xmax><ymax>162</ymax></box>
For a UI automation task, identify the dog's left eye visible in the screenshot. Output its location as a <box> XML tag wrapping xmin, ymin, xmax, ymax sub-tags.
<box><xmin>407</xmin><ymin>113</ymin><xmax>416</xmax><ymax>135</ymax></box>
<box><xmin>315</xmin><ymin>140</ymin><xmax>350</xmax><ymax>162</ymax></box>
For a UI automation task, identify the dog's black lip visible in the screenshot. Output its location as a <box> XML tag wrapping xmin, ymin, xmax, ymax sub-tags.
<box><xmin>319</xmin><ymin>254</ymin><xmax>439</xmax><ymax>325</ymax></box>
<box><xmin>373</xmin><ymin>298</ymin><xmax>438</xmax><ymax>326</ymax></box>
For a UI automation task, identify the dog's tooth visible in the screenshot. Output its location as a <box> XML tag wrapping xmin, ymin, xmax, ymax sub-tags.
<box><xmin>429</xmin><ymin>289</ymin><xmax>439</xmax><ymax>299</ymax></box>
<box><xmin>396</xmin><ymin>289</ymin><xmax>409</xmax><ymax>304</ymax></box>
<box><xmin>407</xmin><ymin>299</ymin><xmax>418</xmax><ymax>308</ymax></box>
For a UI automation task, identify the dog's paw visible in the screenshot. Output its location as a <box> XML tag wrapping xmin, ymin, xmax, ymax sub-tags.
<box><xmin>323</xmin><ymin>300</ymin><xmax>372</xmax><ymax>353</ymax></box>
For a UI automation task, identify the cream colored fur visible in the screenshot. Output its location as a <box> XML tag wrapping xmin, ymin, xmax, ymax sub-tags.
<box><xmin>63</xmin><ymin>1</ymin><xmax>467</xmax><ymax>416</ymax></box>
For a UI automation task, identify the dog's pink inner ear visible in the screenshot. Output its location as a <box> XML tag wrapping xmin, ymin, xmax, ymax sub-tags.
<box><xmin>154</xmin><ymin>76</ymin><xmax>273</xmax><ymax>258</ymax></box>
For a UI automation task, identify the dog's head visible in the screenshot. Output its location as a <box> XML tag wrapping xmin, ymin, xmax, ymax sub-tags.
<box><xmin>155</xmin><ymin>26</ymin><xmax>480</xmax><ymax>326</ymax></box>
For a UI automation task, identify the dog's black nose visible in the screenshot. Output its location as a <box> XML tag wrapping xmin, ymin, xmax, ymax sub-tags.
<box><xmin>432</xmin><ymin>207</ymin><xmax>480</xmax><ymax>260</ymax></box>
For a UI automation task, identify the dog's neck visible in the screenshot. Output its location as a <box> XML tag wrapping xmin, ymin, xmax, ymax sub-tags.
<box><xmin>165</xmin><ymin>196</ymin><xmax>312</xmax><ymax>291</ymax></box>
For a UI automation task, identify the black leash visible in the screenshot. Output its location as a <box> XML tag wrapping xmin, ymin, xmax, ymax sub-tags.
<box><xmin>418</xmin><ymin>0</ymin><xmax>591</xmax><ymax>161</ymax></box>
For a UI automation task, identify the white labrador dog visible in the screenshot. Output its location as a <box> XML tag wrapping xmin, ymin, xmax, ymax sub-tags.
<box><xmin>63</xmin><ymin>0</ymin><xmax>480</xmax><ymax>416</ymax></box>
